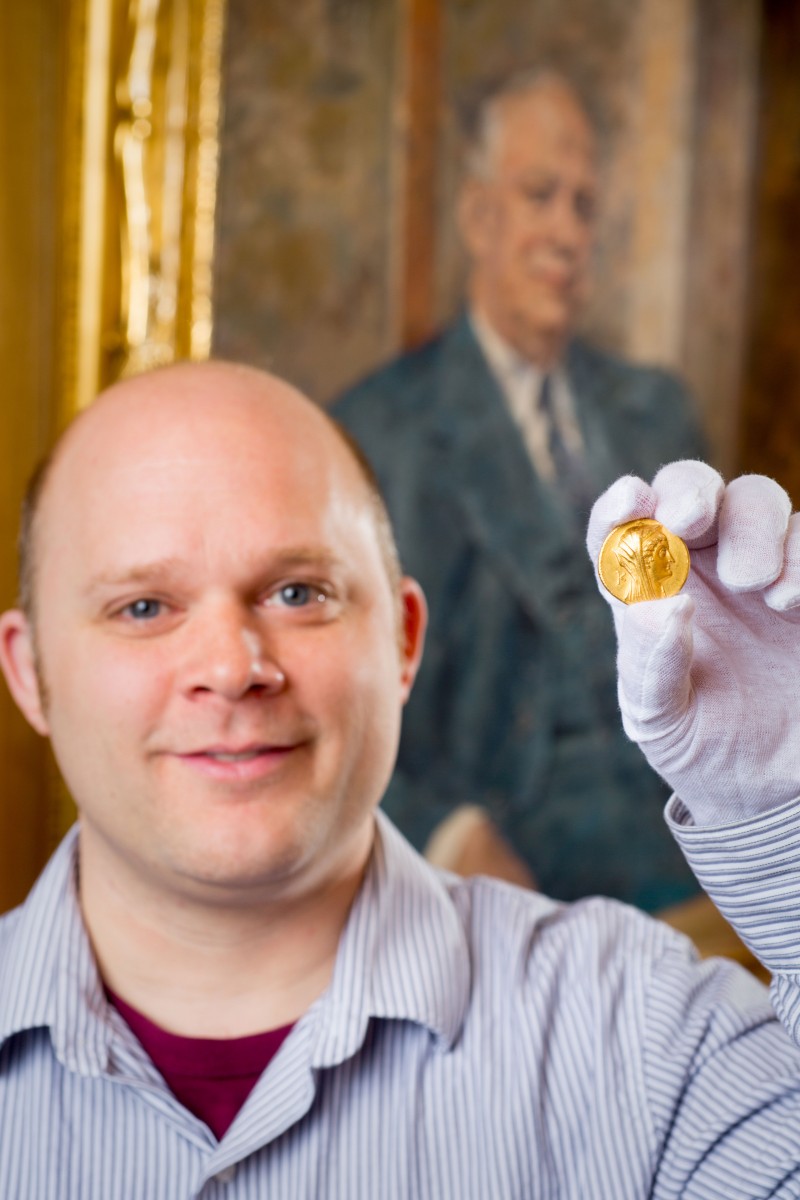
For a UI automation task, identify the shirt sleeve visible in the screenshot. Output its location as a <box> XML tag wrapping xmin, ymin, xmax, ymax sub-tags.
<box><xmin>642</xmin><ymin>933</ymin><xmax>800</xmax><ymax>1197</ymax></box>
<box><xmin>666</xmin><ymin>792</ymin><xmax>800</xmax><ymax>1047</ymax></box>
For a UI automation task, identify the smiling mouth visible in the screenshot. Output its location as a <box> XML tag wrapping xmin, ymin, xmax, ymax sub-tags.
<box><xmin>172</xmin><ymin>743</ymin><xmax>303</xmax><ymax>781</ymax></box>
<box><xmin>205</xmin><ymin>749</ymin><xmax>268</xmax><ymax>763</ymax></box>
<box><xmin>185</xmin><ymin>742</ymin><xmax>296</xmax><ymax>758</ymax></box>
<box><xmin>537</xmin><ymin>271</ymin><xmax>576</xmax><ymax>292</ymax></box>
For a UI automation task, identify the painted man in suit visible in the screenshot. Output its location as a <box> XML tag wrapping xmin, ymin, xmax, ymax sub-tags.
<box><xmin>333</xmin><ymin>69</ymin><xmax>708</xmax><ymax>909</ymax></box>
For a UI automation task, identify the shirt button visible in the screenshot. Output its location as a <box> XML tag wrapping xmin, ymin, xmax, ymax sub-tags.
<box><xmin>214</xmin><ymin>1166</ymin><xmax>236</xmax><ymax>1184</ymax></box>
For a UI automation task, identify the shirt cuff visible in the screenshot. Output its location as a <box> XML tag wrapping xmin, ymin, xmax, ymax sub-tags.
<box><xmin>666</xmin><ymin>792</ymin><xmax>800</xmax><ymax>975</ymax></box>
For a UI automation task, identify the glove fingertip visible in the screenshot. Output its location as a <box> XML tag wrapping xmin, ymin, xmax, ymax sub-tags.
<box><xmin>652</xmin><ymin>460</ymin><xmax>724</xmax><ymax>545</ymax></box>
<box><xmin>587</xmin><ymin>475</ymin><xmax>656</xmax><ymax>559</ymax></box>
<box><xmin>718</xmin><ymin>476</ymin><xmax>792</xmax><ymax>591</ymax></box>
<box><xmin>764</xmin><ymin>511</ymin><xmax>800</xmax><ymax>612</ymax></box>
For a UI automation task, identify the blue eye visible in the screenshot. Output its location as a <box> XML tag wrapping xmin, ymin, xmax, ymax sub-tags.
<box><xmin>265</xmin><ymin>581</ymin><xmax>331</xmax><ymax>613</ymax></box>
<box><xmin>124</xmin><ymin>599</ymin><xmax>162</xmax><ymax>620</ymax></box>
<box><xmin>278</xmin><ymin>584</ymin><xmax>315</xmax><ymax>607</ymax></box>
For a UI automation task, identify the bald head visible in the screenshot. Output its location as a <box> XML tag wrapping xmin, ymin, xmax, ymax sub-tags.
<box><xmin>19</xmin><ymin>361</ymin><xmax>401</xmax><ymax>629</ymax></box>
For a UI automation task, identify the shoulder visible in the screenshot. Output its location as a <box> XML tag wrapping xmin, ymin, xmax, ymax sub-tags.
<box><xmin>0</xmin><ymin>903</ymin><xmax>30</xmax><ymax>1042</ymax></box>
<box><xmin>569</xmin><ymin>337</ymin><xmax>693</xmax><ymax>402</ymax></box>
<box><xmin>446</xmin><ymin>872</ymin><xmax>688</xmax><ymax>1000</ymax></box>
<box><xmin>569</xmin><ymin>336</ymin><xmax>709</xmax><ymax>460</ymax></box>
<box><xmin>0</xmin><ymin>831</ymin><xmax>83</xmax><ymax>1035</ymax></box>
<box><xmin>0</xmin><ymin>903</ymin><xmax>24</xmax><ymax>962</ymax></box>
<box><xmin>331</xmin><ymin>317</ymin><xmax>480</xmax><ymax>443</ymax></box>
<box><xmin>334</xmin><ymin>334</ymin><xmax>446</xmax><ymax>420</ymax></box>
<box><xmin>447</xmin><ymin>873</ymin><xmax>774</xmax><ymax>1076</ymax></box>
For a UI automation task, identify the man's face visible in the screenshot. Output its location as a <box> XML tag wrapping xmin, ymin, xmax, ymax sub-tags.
<box><xmin>0</xmin><ymin>367</ymin><xmax>425</xmax><ymax>906</ymax></box>
<box><xmin>460</xmin><ymin>82</ymin><xmax>598</xmax><ymax>364</ymax></box>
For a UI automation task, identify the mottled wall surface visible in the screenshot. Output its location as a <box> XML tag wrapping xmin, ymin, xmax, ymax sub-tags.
<box><xmin>682</xmin><ymin>0</ymin><xmax>760</xmax><ymax>472</ymax></box>
<box><xmin>739</xmin><ymin>0</ymin><xmax>800</xmax><ymax>503</ymax></box>
<box><xmin>213</xmin><ymin>0</ymin><xmax>399</xmax><ymax>403</ymax></box>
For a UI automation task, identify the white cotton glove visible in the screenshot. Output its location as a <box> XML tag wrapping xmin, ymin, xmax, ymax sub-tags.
<box><xmin>586</xmin><ymin>460</ymin><xmax>800</xmax><ymax>826</ymax></box>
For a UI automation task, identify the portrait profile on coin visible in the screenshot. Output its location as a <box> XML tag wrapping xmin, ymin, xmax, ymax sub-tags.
<box><xmin>598</xmin><ymin>518</ymin><xmax>690</xmax><ymax>605</ymax></box>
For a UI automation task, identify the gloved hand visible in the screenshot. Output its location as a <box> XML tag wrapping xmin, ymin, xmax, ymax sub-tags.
<box><xmin>586</xmin><ymin>460</ymin><xmax>800</xmax><ymax>826</ymax></box>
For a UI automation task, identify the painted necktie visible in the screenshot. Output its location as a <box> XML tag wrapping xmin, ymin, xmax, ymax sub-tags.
<box><xmin>537</xmin><ymin>374</ymin><xmax>591</xmax><ymax>515</ymax></box>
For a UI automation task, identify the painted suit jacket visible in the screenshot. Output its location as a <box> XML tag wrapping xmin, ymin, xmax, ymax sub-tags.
<box><xmin>333</xmin><ymin>316</ymin><xmax>709</xmax><ymax>908</ymax></box>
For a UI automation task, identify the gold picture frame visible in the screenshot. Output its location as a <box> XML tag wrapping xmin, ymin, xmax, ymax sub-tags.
<box><xmin>59</xmin><ymin>0</ymin><xmax>227</xmax><ymax>427</ymax></box>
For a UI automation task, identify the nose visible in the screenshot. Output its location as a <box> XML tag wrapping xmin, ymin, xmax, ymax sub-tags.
<box><xmin>182</xmin><ymin>602</ymin><xmax>286</xmax><ymax>701</ymax></box>
<box><xmin>549</xmin><ymin>190</ymin><xmax>588</xmax><ymax>254</ymax></box>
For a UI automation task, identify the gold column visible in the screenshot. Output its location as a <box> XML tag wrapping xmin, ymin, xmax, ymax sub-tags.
<box><xmin>60</xmin><ymin>0</ymin><xmax>227</xmax><ymax>426</ymax></box>
<box><xmin>0</xmin><ymin>0</ymin><xmax>60</xmax><ymax>911</ymax></box>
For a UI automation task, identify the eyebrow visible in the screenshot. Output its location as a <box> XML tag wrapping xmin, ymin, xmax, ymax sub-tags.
<box><xmin>84</xmin><ymin>558</ymin><xmax>187</xmax><ymax>593</ymax></box>
<box><xmin>83</xmin><ymin>547</ymin><xmax>348</xmax><ymax>594</ymax></box>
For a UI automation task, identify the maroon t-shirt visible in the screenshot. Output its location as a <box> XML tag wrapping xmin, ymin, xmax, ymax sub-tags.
<box><xmin>107</xmin><ymin>989</ymin><xmax>294</xmax><ymax>1140</ymax></box>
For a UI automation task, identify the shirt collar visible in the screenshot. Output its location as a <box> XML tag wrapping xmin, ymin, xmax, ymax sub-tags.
<box><xmin>0</xmin><ymin>814</ymin><xmax>472</xmax><ymax>1075</ymax></box>
<box><xmin>468</xmin><ymin>308</ymin><xmax>583</xmax><ymax>473</ymax></box>
<box><xmin>469</xmin><ymin>308</ymin><xmax>542</xmax><ymax>392</ymax></box>
<box><xmin>0</xmin><ymin>825</ymin><xmax>111</xmax><ymax>1076</ymax></box>
<box><xmin>307</xmin><ymin>811</ymin><xmax>471</xmax><ymax>1068</ymax></box>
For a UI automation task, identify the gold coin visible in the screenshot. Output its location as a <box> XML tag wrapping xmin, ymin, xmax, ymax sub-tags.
<box><xmin>598</xmin><ymin>518</ymin><xmax>690</xmax><ymax>605</ymax></box>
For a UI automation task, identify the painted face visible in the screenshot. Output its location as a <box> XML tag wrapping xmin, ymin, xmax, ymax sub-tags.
<box><xmin>1</xmin><ymin>366</ymin><xmax>425</xmax><ymax>905</ymax></box>
<box><xmin>461</xmin><ymin>82</ymin><xmax>598</xmax><ymax>363</ymax></box>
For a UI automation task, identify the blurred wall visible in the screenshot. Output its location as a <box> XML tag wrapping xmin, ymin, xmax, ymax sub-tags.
<box><xmin>0</xmin><ymin>0</ymin><xmax>61</xmax><ymax>910</ymax></box>
<box><xmin>739</xmin><ymin>0</ymin><xmax>800</xmax><ymax>503</ymax></box>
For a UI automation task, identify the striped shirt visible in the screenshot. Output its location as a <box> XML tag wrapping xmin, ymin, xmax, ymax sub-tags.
<box><xmin>1</xmin><ymin>806</ymin><xmax>800</xmax><ymax>1198</ymax></box>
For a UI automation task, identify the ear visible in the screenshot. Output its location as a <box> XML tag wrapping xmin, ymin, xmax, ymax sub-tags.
<box><xmin>457</xmin><ymin>177</ymin><xmax>497</xmax><ymax>261</ymax></box>
<box><xmin>0</xmin><ymin>610</ymin><xmax>50</xmax><ymax>735</ymax></box>
<box><xmin>397</xmin><ymin>578</ymin><xmax>427</xmax><ymax>703</ymax></box>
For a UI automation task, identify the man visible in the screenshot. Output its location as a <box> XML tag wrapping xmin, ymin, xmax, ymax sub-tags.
<box><xmin>1</xmin><ymin>360</ymin><xmax>800</xmax><ymax>1197</ymax></box>
<box><xmin>333</xmin><ymin>69</ymin><xmax>708</xmax><ymax>908</ymax></box>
